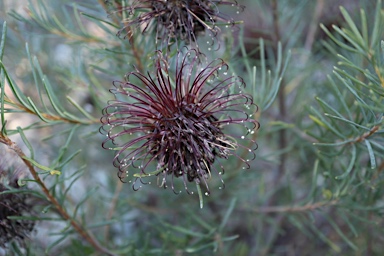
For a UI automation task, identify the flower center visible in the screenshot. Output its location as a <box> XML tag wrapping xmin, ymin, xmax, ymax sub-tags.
<box><xmin>149</xmin><ymin>103</ymin><xmax>231</xmax><ymax>182</ymax></box>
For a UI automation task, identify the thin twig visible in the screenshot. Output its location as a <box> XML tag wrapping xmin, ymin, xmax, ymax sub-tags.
<box><xmin>24</xmin><ymin>8</ymin><xmax>110</xmax><ymax>44</ymax></box>
<box><xmin>0</xmin><ymin>134</ymin><xmax>115</xmax><ymax>256</ymax></box>
<box><xmin>260</xmin><ymin>214</ymin><xmax>285</xmax><ymax>256</ymax></box>
<box><xmin>370</xmin><ymin>160</ymin><xmax>384</xmax><ymax>185</ymax></box>
<box><xmin>271</xmin><ymin>0</ymin><xmax>287</xmax><ymax>178</ymax></box>
<box><xmin>313</xmin><ymin>125</ymin><xmax>380</xmax><ymax>146</ymax></box>
<box><xmin>5</xmin><ymin>97</ymin><xmax>98</xmax><ymax>124</ymax></box>
<box><xmin>304</xmin><ymin>0</ymin><xmax>325</xmax><ymax>52</ymax></box>
<box><xmin>99</xmin><ymin>0</ymin><xmax>144</xmax><ymax>73</ymax></box>
<box><xmin>240</xmin><ymin>199</ymin><xmax>338</xmax><ymax>255</ymax></box>
<box><xmin>245</xmin><ymin>200</ymin><xmax>338</xmax><ymax>214</ymax></box>
<box><xmin>353</xmin><ymin>125</ymin><xmax>379</xmax><ymax>143</ymax></box>
<box><xmin>104</xmin><ymin>180</ymin><xmax>123</xmax><ymax>240</ymax></box>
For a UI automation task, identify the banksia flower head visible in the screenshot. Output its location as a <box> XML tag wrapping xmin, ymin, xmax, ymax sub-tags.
<box><xmin>116</xmin><ymin>0</ymin><xmax>244</xmax><ymax>50</ymax></box>
<box><xmin>101</xmin><ymin>50</ymin><xmax>259</xmax><ymax>195</ymax></box>
<box><xmin>0</xmin><ymin>145</ymin><xmax>35</xmax><ymax>247</ymax></box>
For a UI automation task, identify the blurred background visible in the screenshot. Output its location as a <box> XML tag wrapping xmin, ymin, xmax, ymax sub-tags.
<box><xmin>0</xmin><ymin>0</ymin><xmax>383</xmax><ymax>255</ymax></box>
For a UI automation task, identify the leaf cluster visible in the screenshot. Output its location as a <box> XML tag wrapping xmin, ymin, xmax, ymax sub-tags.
<box><xmin>0</xmin><ymin>0</ymin><xmax>383</xmax><ymax>255</ymax></box>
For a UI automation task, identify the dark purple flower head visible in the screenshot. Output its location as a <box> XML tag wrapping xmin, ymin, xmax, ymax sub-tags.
<box><xmin>0</xmin><ymin>185</ymin><xmax>34</xmax><ymax>247</ymax></box>
<box><xmin>0</xmin><ymin>146</ymin><xmax>34</xmax><ymax>247</ymax></box>
<box><xmin>100</xmin><ymin>50</ymin><xmax>259</xmax><ymax>195</ymax></box>
<box><xmin>116</xmin><ymin>0</ymin><xmax>244</xmax><ymax>49</ymax></box>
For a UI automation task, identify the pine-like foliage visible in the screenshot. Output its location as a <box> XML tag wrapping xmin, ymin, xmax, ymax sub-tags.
<box><xmin>0</xmin><ymin>0</ymin><xmax>383</xmax><ymax>255</ymax></box>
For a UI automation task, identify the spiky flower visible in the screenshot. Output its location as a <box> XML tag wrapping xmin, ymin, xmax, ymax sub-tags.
<box><xmin>0</xmin><ymin>146</ymin><xmax>35</xmax><ymax>247</ymax></box>
<box><xmin>116</xmin><ymin>0</ymin><xmax>244</xmax><ymax>49</ymax></box>
<box><xmin>101</xmin><ymin>50</ymin><xmax>259</xmax><ymax>194</ymax></box>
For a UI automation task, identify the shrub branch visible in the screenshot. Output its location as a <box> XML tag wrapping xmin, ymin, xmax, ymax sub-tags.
<box><xmin>0</xmin><ymin>133</ymin><xmax>116</xmax><ymax>256</ymax></box>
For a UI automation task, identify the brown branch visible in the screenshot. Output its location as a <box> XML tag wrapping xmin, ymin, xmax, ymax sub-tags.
<box><xmin>304</xmin><ymin>0</ymin><xmax>325</xmax><ymax>52</ymax></box>
<box><xmin>353</xmin><ymin>125</ymin><xmax>379</xmax><ymax>143</ymax></box>
<box><xmin>129</xmin><ymin>38</ymin><xmax>145</xmax><ymax>74</ymax></box>
<box><xmin>313</xmin><ymin>125</ymin><xmax>380</xmax><ymax>146</ymax></box>
<box><xmin>378</xmin><ymin>161</ymin><xmax>384</xmax><ymax>172</ymax></box>
<box><xmin>24</xmin><ymin>8</ymin><xmax>113</xmax><ymax>45</ymax></box>
<box><xmin>374</xmin><ymin>65</ymin><xmax>384</xmax><ymax>88</ymax></box>
<box><xmin>370</xmin><ymin>160</ymin><xmax>384</xmax><ymax>185</ymax></box>
<box><xmin>98</xmin><ymin>0</ymin><xmax>144</xmax><ymax>73</ymax></box>
<box><xmin>246</xmin><ymin>200</ymin><xmax>338</xmax><ymax>214</ymax></box>
<box><xmin>4</xmin><ymin>97</ymin><xmax>98</xmax><ymax>125</ymax></box>
<box><xmin>271</xmin><ymin>0</ymin><xmax>287</xmax><ymax>178</ymax></box>
<box><xmin>0</xmin><ymin>134</ymin><xmax>115</xmax><ymax>256</ymax></box>
<box><xmin>104</xmin><ymin>180</ymin><xmax>123</xmax><ymax>240</ymax></box>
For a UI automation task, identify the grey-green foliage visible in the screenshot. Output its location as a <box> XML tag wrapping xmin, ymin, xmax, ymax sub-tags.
<box><xmin>0</xmin><ymin>0</ymin><xmax>383</xmax><ymax>255</ymax></box>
